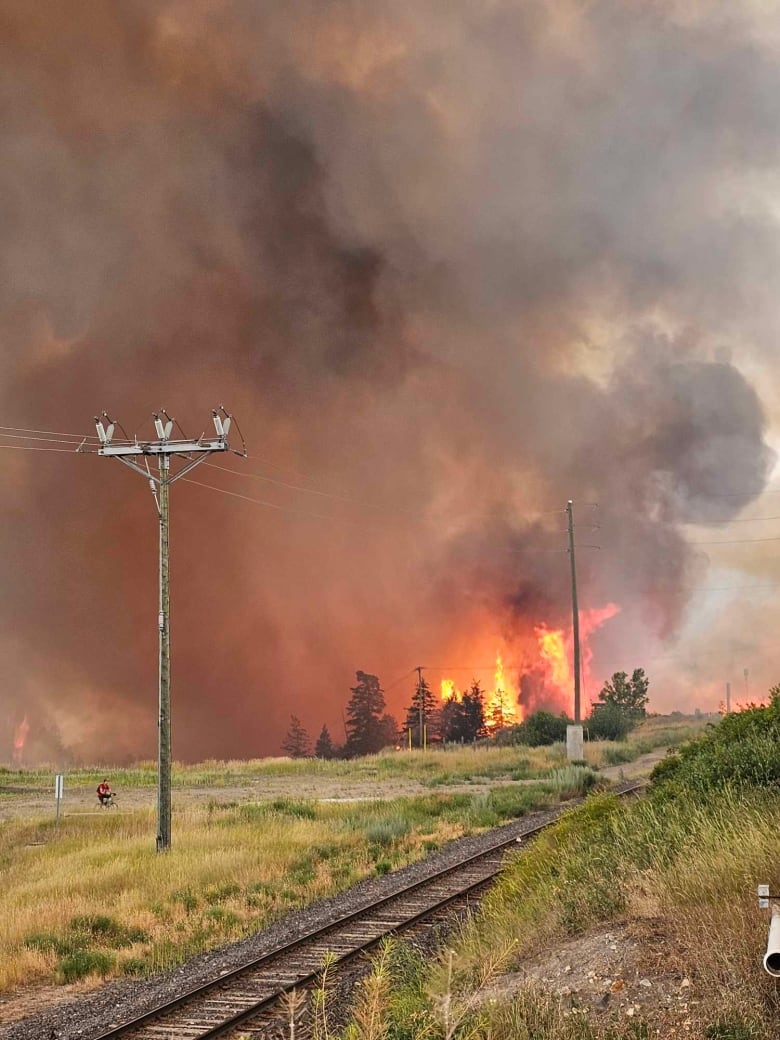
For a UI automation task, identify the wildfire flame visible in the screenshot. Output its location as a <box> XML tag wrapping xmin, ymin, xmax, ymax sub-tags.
<box><xmin>440</xmin><ymin>653</ymin><xmax>522</xmax><ymax>731</ymax></box>
<box><xmin>487</xmin><ymin>653</ymin><xmax>519</xmax><ymax>730</ymax></box>
<box><xmin>440</xmin><ymin>678</ymin><xmax>459</xmax><ymax>702</ymax></box>
<box><xmin>438</xmin><ymin>602</ymin><xmax>620</xmax><ymax>729</ymax></box>
<box><xmin>535</xmin><ymin>625</ymin><xmax>569</xmax><ymax>688</ymax></box>
<box><xmin>534</xmin><ymin>603</ymin><xmax>620</xmax><ymax>708</ymax></box>
<box><xmin>13</xmin><ymin>715</ymin><xmax>29</xmax><ymax>763</ymax></box>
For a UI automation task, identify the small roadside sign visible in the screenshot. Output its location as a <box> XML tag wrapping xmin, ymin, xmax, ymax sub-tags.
<box><xmin>54</xmin><ymin>773</ymin><xmax>64</xmax><ymax>829</ymax></box>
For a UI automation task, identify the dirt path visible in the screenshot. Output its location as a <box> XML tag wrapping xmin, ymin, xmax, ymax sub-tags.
<box><xmin>0</xmin><ymin>749</ymin><xmax>666</xmax><ymax>824</ymax></box>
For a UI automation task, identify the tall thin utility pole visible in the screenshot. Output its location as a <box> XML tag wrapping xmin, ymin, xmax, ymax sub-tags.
<box><xmin>88</xmin><ymin>407</ymin><xmax>243</xmax><ymax>851</ymax></box>
<box><xmin>725</xmin><ymin>681</ymin><xmax>731</xmax><ymax>714</ymax></box>
<box><xmin>416</xmin><ymin>666</ymin><xmax>425</xmax><ymax>750</ymax></box>
<box><xmin>566</xmin><ymin>499</ymin><xmax>581</xmax><ymax>724</ymax></box>
<box><xmin>158</xmin><ymin>454</ymin><xmax>171</xmax><ymax>851</ymax></box>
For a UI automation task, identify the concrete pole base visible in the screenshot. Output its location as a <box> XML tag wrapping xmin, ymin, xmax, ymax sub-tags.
<box><xmin>566</xmin><ymin>723</ymin><xmax>584</xmax><ymax>762</ymax></box>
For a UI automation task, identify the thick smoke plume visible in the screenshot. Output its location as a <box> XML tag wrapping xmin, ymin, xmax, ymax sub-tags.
<box><xmin>1</xmin><ymin>1</ymin><xmax>778</xmax><ymax>762</ymax></box>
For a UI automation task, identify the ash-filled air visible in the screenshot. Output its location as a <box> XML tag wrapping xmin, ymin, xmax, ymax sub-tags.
<box><xmin>1</xmin><ymin>1</ymin><xmax>778</xmax><ymax>762</ymax></box>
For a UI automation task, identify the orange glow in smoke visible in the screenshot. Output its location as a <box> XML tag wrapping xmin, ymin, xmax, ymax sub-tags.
<box><xmin>13</xmin><ymin>716</ymin><xmax>29</xmax><ymax>763</ymax></box>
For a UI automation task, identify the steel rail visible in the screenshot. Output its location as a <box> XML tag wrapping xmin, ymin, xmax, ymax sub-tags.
<box><xmin>90</xmin><ymin>781</ymin><xmax>644</xmax><ymax>1040</ymax></box>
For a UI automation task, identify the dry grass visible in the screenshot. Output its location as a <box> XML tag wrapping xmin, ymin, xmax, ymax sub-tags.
<box><xmin>1</xmin><ymin>712</ymin><xmax>708</xmax><ymax>793</ymax></box>
<box><xmin>417</xmin><ymin>790</ymin><xmax>780</xmax><ymax>1037</ymax></box>
<box><xmin>0</xmin><ymin>782</ymin><xmax>576</xmax><ymax>995</ymax></box>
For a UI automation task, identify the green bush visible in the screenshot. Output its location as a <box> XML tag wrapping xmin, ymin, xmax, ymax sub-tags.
<box><xmin>367</xmin><ymin>816</ymin><xmax>410</xmax><ymax>846</ymax></box>
<box><xmin>57</xmin><ymin>950</ymin><xmax>115</xmax><ymax>983</ymax></box>
<box><xmin>269</xmin><ymin>798</ymin><xmax>318</xmax><ymax>819</ymax></box>
<box><xmin>515</xmin><ymin>711</ymin><xmax>570</xmax><ymax>747</ymax></box>
<box><xmin>203</xmin><ymin>882</ymin><xmax>241</xmax><ymax>904</ymax></box>
<box><xmin>587</xmin><ymin>701</ymin><xmax>636</xmax><ymax>741</ymax></box>
<box><xmin>651</xmin><ymin>689</ymin><xmax>780</xmax><ymax>797</ymax></box>
<box><xmin>68</xmin><ymin>914</ymin><xmax>148</xmax><ymax>947</ymax></box>
<box><xmin>706</xmin><ymin>1021</ymin><xmax>762</xmax><ymax>1039</ymax></box>
<box><xmin>170</xmin><ymin>888</ymin><xmax>199</xmax><ymax>912</ymax></box>
<box><xmin>121</xmin><ymin>957</ymin><xmax>148</xmax><ymax>976</ymax></box>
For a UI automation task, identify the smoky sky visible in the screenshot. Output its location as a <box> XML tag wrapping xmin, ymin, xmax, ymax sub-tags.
<box><xmin>1</xmin><ymin>0</ymin><xmax>778</xmax><ymax>763</ymax></box>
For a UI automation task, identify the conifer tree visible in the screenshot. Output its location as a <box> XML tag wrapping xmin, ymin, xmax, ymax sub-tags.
<box><xmin>344</xmin><ymin>671</ymin><xmax>389</xmax><ymax>756</ymax></box>
<box><xmin>441</xmin><ymin>681</ymin><xmax>486</xmax><ymax>743</ymax></box>
<box><xmin>403</xmin><ymin>675</ymin><xmax>439</xmax><ymax>746</ymax></box>
<box><xmin>281</xmin><ymin>714</ymin><xmax>311</xmax><ymax>758</ymax></box>
<box><xmin>314</xmin><ymin>723</ymin><xmax>337</xmax><ymax>760</ymax></box>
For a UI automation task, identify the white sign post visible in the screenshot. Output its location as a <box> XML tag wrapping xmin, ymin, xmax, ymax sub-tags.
<box><xmin>54</xmin><ymin>774</ymin><xmax>64</xmax><ymax>831</ymax></box>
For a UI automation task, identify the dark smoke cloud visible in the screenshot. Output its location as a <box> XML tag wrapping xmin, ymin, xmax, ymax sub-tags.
<box><xmin>0</xmin><ymin>0</ymin><xmax>777</xmax><ymax>762</ymax></box>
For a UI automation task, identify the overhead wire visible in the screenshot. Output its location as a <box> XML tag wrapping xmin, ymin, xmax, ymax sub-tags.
<box><xmin>691</xmin><ymin>536</ymin><xmax>780</xmax><ymax>545</ymax></box>
<box><xmin>0</xmin><ymin>443</ymin><xmax>84</xmax><ymax>454</ymax></box>
<box><xmin>179</xmin><ymin>476</ymin><xmax>387</xmax><ymax>528</ymax></box>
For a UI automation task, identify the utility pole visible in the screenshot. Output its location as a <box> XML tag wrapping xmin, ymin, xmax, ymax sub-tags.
<box><xmin>726</xmin><ymin>681</ymin><xmax>731</xmax><ymax>714</ymax></box>
<box><xmin>416</xmin><ymin>666</ymin><xmax>425</xmax><ymax>750</ymax></box>
<box><xmin>88</xmin><ymin>407</ymin><xmax>243</xmax><ymax>851</ymax></box>
<box><xmin>566</xmin><ymin>500</ymin><xmax>581</xmax><ymax>723</ymax></box>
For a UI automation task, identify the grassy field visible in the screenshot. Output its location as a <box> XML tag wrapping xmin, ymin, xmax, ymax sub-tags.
<box><xmin>0</xmin><ymin>712</ymin><xmax>710</xmax><ymax>791</ymax></box>
<box><xmin>0</xmin><ymin>714</ymin><xmax>708</xmax><ymax>1004</ymax></box>
<box><xmin>336</xmin><ymin>705</ymin><xmax>780</xmax><ymax>1039</ymax></box>
<box><xmin>0</xmin><ymin>772</ymin><xmax>596</xmax><ymax>995</ymax></box>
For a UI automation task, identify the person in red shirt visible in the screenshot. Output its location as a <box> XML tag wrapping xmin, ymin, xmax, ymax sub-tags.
<box><xmin>97</xmin><ymin>779</ymin><xmax>112</xmax><ymax>806</ymax></box>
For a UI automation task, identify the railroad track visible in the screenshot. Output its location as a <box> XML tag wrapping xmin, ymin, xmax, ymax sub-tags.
<box><xmin>90</xmin><ymin>782</ymin><xmax>644</xmax><ymax>1040</ymax></box>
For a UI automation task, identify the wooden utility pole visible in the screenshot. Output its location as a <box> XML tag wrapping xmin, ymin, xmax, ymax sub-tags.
<box><xmin>416</xmin><ymin>666</ymin><xmax>425</xmax><ymax>750</ymax></box>
<box><xmin>157</xmin><ymin>454</ymin><xmax>171</xmax><ymax>852</ymax></box>
<box><xmin>90</xmin><ymin>407</ymin><xmax>242</xmax><ymax>852</ymax></box>
<box><xmin>566</xmin><ymin>500</ymin><xmax>582</xmax><ymax>723</ymax></box>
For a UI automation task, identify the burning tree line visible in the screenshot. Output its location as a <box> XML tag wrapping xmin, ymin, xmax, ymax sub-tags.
<box><xmin>281</xmin><ymin>670</ymin><xmax>490</xmax><ymax>759</ymax></box>
<box><xmin>281</xmin><ymin>666</ymin><xmax>651</xmax><ymax>759</ymax></box>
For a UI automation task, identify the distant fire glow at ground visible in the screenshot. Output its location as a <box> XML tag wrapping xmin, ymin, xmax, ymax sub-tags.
<box><xmin>12</xmin><ymin>716</ymin><xmax>29</xmax><ymax>764</ymax></box>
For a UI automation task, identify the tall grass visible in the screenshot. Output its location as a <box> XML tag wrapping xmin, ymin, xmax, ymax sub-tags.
<box><xmin>0</xmin><ymin>713</ymin><xmax>709</xmax><ymax>792</ymax></box>
<box><xmin>369</xmin><ymin>790</ymin><xmax>780</xmax><ymax>1038</ymax></box>
<box><xmin>0</xmin><ymin>783</ymin><xmax>569</xmax><ymax>994</ymax></box>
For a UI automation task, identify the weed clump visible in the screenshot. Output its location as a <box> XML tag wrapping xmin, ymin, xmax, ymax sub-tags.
<box><xmin>57</xmin><ymin>950</ymin><xmax>115</xmax><ymax>983</ymax></box>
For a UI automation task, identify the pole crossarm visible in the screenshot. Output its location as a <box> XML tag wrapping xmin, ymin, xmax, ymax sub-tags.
<box><xmin>98</xmin><ymin>437</ymin><xmax>227</xmax><ymax>457</ymax></box>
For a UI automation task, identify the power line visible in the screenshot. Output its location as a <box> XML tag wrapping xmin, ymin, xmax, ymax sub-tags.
<box><xmin>181</xmin><ymin>476</ymin><xmax>383</xmax><ymax>528</ymax></box>
<box><xmin>691</xmin><ymin>536</ymin><xmax>780</xmax><ymax>545</ymax></box>
<box><xmin>0</xmin><ymin>432</ymin><xmax>87</xmax><ymax>446</ymax></box>
<box><xmin>689</xmin><ymin>514</ymin><xmax>780</xmax><ymax>525</ymax></box>
<box><xmin>0</xmin><ymin>443</ymin><xmax>82</xmax><ymax>454</ymax></box>
<box><xmin>0</xmin><ymin>424</ymin><xmax>97</xmax><ymax>441</ymax></box>
<box><xmin>202</xmin><ymin>458</ymin><xmax>391</xmax><ymax>509</ymax></box>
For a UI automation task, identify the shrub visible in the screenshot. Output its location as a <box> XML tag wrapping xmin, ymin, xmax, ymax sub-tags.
<box><xmin>121</xmin><ymin>957</ymin><xmax>148</xmax><ymax>976</ymax></box>
<box><xmin>68</xmin><ymin>914</ymin><xmax>148</xmax><ymax>947</ymax></box>
<box><xmin>269</xmin><ymin>798</ymin><xmax>318</xmax><ymax>819</ymax></box>
<box><xmin>651</xmin><ymin>689</ymin><xmax>780</xmax><ymax>797</ymax></box>
<box><xmin>543</xmin><ymin>765</ymin><xmax>598</xmax><ymax>799</ymax></box>
<box><xmin>587</xmin><ymin>701</ymin><xmax>636</xmax><ymax>741</ymax></box>
<box><xmin>368</xmin><ymin>816</ymin><xmax>410</xmax><ymax>847</ymax></box>
<box><xmin>57</xmin><ymin>950</ymin><xmax>115</xmax><ymax>983</ymax></box>
<box><xmin>515</xmin><ymin>711</ymin><xmax>570</xmax><ymax>747</ymax></box>
<box><xmin>170</xmin><ymin>889</ymin><xmax>199</xmax><ymax>912</ymax></box>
